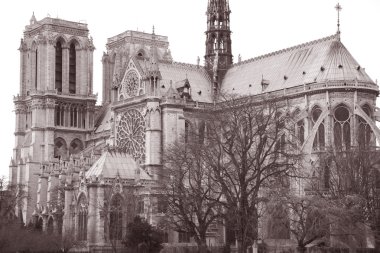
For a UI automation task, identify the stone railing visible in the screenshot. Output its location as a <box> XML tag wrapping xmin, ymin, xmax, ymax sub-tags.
<box><xmin>13</xmin><ymin>89</ymin><xmax>97</xmax><ymax>101</ymax></box>
<box><xmin>161</xmin><ymin>80</ymin><xmax>378</xmax><ymax>110</ymax></box>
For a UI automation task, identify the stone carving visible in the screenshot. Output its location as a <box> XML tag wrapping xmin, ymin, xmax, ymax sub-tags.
<box><xmin>116</xmin><ymin>109</ymin><xmax>145</xmax><ymax>162</ymax></box>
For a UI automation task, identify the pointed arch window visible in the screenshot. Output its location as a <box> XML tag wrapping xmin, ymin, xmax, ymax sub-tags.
<box><xmin>312</xmin><ymin>106</ymin><xmax>325</xmax><ymax>150</ymax></box>
<box><xmin>35</xmin><ymin>49</ymin><xmax>38</xmax><ymax>89</ymax></box>
<box><xmin>358</xmin><ymin>105</ymin><xmax>372</xmax><ymax>148</ymax></box>
<box><xmin>333</xmin><ymin>105</ymin><xmax>351</xmax><ymax>150</ymax></box>
<box><xmin>110</xmin><ymin>195</ymin><xmax>123</xmax><ymax>240</ymax></box>
<box><xmin>47</xmin><ymin>217</ymin><xmax>54</xmax><ymax>234</ymax></box>
<box><xmin>77</xmin><ymin>194</ymin><xmax>88</xmax><ymax>241</ymax></box>
<box><xmin>55</xmin><ymin>42</ymin><xmax>63</xmax><ymax>92</ymax></box>
<box><xmin>297</xmin><ymin>119</ymin><xmax>305</xmax><ymax>145</ymax></box>
<box><xmin>69</xmin><ymin>43</ymin><xmax>76</xmax><ymax>94</ymax></box>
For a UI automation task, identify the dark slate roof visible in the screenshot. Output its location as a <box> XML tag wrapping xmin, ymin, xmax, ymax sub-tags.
<box><xmin>222</xmin><ymin>34</ymin><xmax>375</xmax><ymax>96</ymax></box>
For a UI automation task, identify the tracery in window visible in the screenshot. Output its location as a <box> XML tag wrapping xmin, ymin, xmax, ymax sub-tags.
<box><xmin>358</xmin><ymin>105</ymin><xmax>372</xmax><ymax>148</ymax></box>
<box><xmin>109</xmin><ymin>195</ymin><xmax>123</xmax><ymax>240</ymax></box>
<box><xmin>116</xmin><ymin>109</ymin><xmax>146</xmax><ymax>162</ymax></box>
<box><xmin>333</xmin><ymin>105</ymin><xmax>351</xmax><ymax>150</ymax></box>
<box><xmin>77</xmin><ymin>194</ymin><xmax>88</xmax><ymax>241</ymax></box>
<box><xmin>312</xmin><ymin>106</ymin><xmax>325</xmax><ymax>150</ymax></box>
<box><xmin>119</xmin><ymin>70</ymin><xmax>139</xmax><ymax>99</ymax></box>
<box><xmin>54</xmin><ymin>137</ymin><xmax>67</xmax><ymax>159</ymax></box>
<box><xmin>69</xmin><ymin>138</ymin><xmax>83</xmax><ymax>155</ymax></box>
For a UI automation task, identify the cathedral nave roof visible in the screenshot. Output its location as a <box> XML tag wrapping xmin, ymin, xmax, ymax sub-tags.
<box><xmin>221</xmin><ymin>34</ymin><xmax>375</xmax><ymax>96</ymax></box>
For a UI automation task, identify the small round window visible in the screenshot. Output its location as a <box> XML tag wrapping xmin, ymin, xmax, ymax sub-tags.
<box><xmin>334</xmin><ymin>106</ymin><xmax>350</xmax><ymax>122</ymax></box>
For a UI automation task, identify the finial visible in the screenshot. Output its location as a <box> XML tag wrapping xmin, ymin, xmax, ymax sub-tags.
<box><xmin>152</xmin><ymin>25</ymin><xmax>155</xmax><ymax>35</ymax></box>
<box><xmin>335</xmin><ymin>2</ymin><xmax>342</xmax><ymax>40</ymax></box>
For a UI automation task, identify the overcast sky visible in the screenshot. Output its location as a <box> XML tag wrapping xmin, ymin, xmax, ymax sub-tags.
<box><xmin>0</xmin><ymin>0</ymin><xmax>379</xmax><ymax>178</ymax></box>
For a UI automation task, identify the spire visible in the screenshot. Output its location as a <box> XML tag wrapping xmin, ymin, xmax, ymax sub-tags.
<box><xmin>335</xmin><ymin>2</ymin><xmax>342</xmax><ymax>41</ymax></box>
<box><xmin>30</xmin><ymin>12</ymin><xmax>37</xmax><ymax>25</ymax></box>
<box><xmin>205</xmin><ymin>0</ymin><xmax>233</xmax><ymax>96</ymax></box>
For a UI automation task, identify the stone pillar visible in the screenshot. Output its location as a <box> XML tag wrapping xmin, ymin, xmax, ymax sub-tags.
<box><xmin>62</xmin><ymin>184</ymin><xmax>74</xmax><ymax>236</ymax></box>
<box><xmin>96</xmin><ymin>185</ymin><xmax>105</xmax><ymax>244</ymax></box>
<box><xmin>145</xmin><ymin>100</ymin><xmax>162</xmax><ymax>180</ymax></box>
<box><xmin>87</xmin><ymin>183</ymin><xmax>98</xmax><ymax>245</ymax></box>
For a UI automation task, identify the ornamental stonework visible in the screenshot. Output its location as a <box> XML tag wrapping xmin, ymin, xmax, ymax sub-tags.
<box><xmin>115</xmin><ymin>109</ymin><xmax>146</xmax><ymax>163</ymax></box>
<box><xmin>119</xmin><ymin>70</ymin><xmax>139</xmax><ymax>99</ymax></box>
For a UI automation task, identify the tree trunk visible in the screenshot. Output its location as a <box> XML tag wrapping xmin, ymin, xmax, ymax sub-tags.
<box><xmin>296</xmin><ymin>246</ymin><xmax>307</xmax><ymax>253</ymax></box>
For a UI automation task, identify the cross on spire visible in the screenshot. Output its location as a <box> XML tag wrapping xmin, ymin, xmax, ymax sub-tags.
<box><xmin>335</xmin><ymin>2</ymin><xmax>342</xmax><ymax>39</ymax></box>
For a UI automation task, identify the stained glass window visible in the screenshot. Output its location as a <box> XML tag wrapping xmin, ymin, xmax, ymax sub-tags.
<box><xmin>116</xmin><ymin>109</ymin><xmax>146</xmax><ymax>162</ymax></box>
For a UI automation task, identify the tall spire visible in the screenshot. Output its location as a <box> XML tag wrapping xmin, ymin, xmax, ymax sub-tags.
<box><xmin>205</xmin><ymin>0</ymin><xmax>233</xmax><ymax>96</ymax></box>
<box><xmin>335</xmin><ymin>2</ymin><xmax>342</xmax><ymax>40</ymax></box>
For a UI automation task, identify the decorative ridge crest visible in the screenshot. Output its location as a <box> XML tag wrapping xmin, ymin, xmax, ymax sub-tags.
<box><xmin>232</xmin><ymin>34</ymin><xmax>337</xmax><ymax>68</ymax></box>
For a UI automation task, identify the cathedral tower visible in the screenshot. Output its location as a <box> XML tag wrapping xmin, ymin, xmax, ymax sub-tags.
<box><xmin>204</xmin><ymin>0</ymin><xmax>233</xmax><ymax>93</ymax></box>
<box><xmin>11</xmin><ymin>14</ymin><xmax>96</xmax><ymax>223</ymax></box>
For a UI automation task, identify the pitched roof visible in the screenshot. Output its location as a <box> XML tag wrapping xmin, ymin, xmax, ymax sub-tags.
<box><xmin>222</xmin><ymin>34</ymin><xmax>375</xmax><ymax>96</ymax></box>
<box><xmin>85</xmin><ymin>151</ymin><xmax>152</xmax><ymax>180</ymax></box>
<box><xmin>159</xmin><ymin>62</ymin><xmax>213</xmax><ymax>102</ymax></box>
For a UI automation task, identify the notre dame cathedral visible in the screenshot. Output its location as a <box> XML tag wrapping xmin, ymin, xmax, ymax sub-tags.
<box><xmin>9</xmin><ymin>0</ymin><xmax>379</xmax><ymax>251</ymax></box>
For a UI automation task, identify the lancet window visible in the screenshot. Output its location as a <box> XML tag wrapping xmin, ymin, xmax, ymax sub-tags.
<box><xmin>333</xmin><ymin>105</ymin><xmax>351</xmax><ymax>150</ymax></box>
<box><xmin>55</xmin><ymin>41</ymin><xmax>63</xmax><ymax>92</ymax></box>
<box><xmin>69</xmin><ymin>43</ymin><xmax>76</xmax><ymax>94</ymax></box>
<box><xmin>312</xmin><ymin>106</ymin><xmax>325</xmax><ymax>150</ymax></box>
<box><xmin>109</xmin><ymin>195</ymin><xmax>123</xmax><ymax>240</ymax></box>
<box><xmin>358</xmin><ymin>105</ymin><xmax>372</xmax><ymax>148</ymax></box>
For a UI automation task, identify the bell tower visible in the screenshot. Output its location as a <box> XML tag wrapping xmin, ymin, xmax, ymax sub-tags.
<box><xmin>11</xmin><ymin>14</ymin><xmax>96</xmax><ymax>224</ymax></box>
<box><xmin>205</xmin><ymin>0</ymin><xmax>233</xmax><ymax>93</ymax></box>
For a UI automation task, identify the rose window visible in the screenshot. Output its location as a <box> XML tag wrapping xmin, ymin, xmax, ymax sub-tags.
<box><xmin>120</xmin><ymin>71</ymin><xmax>139</xmax><ymax>98</ymax></box>
<box><xmin>116</xmin><ymin>109</ymin><xmax>145</xmax><ymax>162</ymax></box>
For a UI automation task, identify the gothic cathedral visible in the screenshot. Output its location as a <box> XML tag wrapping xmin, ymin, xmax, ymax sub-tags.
<box><xmin>9</xmin><ymin>0</ymin><xmax>379</xmax><ymax>251</ymax></box>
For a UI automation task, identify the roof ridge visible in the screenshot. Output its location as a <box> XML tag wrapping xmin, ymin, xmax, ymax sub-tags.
<box><xmin>162</xmin><ymin>61</ymin><xmax>212</xmax><ymax>83</ymax></box>
<box><xmin>233</xmin><ymin>34</ymin><xmax>337</xmax><ymax>67</ymax></box>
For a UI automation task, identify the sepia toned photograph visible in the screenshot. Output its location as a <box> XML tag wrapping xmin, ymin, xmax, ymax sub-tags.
<box><xmin>0</xmin><ymin>1</ymin><xmax>379</xmax><ymax>252</ymax></box>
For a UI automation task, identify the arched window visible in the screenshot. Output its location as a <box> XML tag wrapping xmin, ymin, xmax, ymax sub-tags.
<box><xmin>47</xmin><ymin>217</ymin><xmax>54</xmax><ymax>234</ymax></box>
<box><xmin>77</xmin><ymin>194</ymin><xmax>88</xmax><ymax>241</ymax></box>
<box><xmin>55</xmin><ymin>104</ymin><xmax>65</xmax><ymax>126</ymax></box>
<box><xmin>55</xmin><ymin>41</ymin><xmax>63</xmax><ymax>92</ymax></box>
<box><xmin>110</xmin><ymin>195</ymin><xmax>123</xmax><ymax>240</ymax></box>
<box><xmin>334</xmin><ymin>105</ymin><xmax>351</xmax><ymax>150</ymax></box>
<box><xmin>70</xmin><ymin>105</ymin><xmax>79</xmax><ymax>127</ymax></box>
<box><xmin>35</xmin><ymin>49</ymin><xmax>38</xmax><ymax>89</ymax></box>
<box><xmin>297</xmin><ymin>119</ymin><xmax>305</xmax><ymax>145</ymax></box>
<box><xmin>185</xmin><ymin>121</ymin><xmax>191</xmax><ymax>143</ymax></box>
<box><xmin>35</xmin><ymin>217</ymin><xmax>43</xmax><ymax>231</ymax></box>
<box><xmin>54</xmin><ymin>138</ymin><xmax>67</xmax><ymax>159</ymax></box>
<box><xmin>69</xmin><ymin>43</ymin><xmax>76</xmax><ymax>94</ymax></box>
<box><xmin>69</xmin><ymin>139</ymin><xmax>83</xmax><ymax>155</ymax></box>
<box><xmin>358</xmin><ymin>105</ymin><xmax>372</xmax><ymax>148</ymax></box>
<box><xmin>312</xmin><ymin>106</ymin><xmax>325</xmax><ymax>150</ymax></box>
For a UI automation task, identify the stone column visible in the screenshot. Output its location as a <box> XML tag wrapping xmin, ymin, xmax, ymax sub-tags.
<box><xmin>145</xmin><ymin>100</ymin><xmax>162</xmax><ymax>180</ymax></box>
<box><xmin>62</xmin><ymin>184</ymin><xmax>74</xmax><ymax>236</ymax></box>
<box><xmin>87</xmin><ymin>183</ymin><xmax>98</xmax><ymax>245</ymax></box>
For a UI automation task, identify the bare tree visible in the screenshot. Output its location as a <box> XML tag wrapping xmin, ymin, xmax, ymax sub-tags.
<box><xmin>316</xmin><ymin>147</ymin><xmax>380</xmax><ymax>248</ymax></box>
<box><xmin>202</xmin><ymin>96</ymin><xmax>301</xmax><ymax>253</ymax></box>
<box><xmin>163</xmin><ymin>138</ymin><xmax>223</xmax><ymax>253</ymax></box>
<box><xmin>268</xmin><ymin>188</ymin><xmax>360</xmax><ymax>253</ymax></box>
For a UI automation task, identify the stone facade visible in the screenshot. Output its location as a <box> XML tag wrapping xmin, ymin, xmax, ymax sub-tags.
<box><xmin>9</xmin><ymin>1</ymin><xmax>380</xmax><ymax>252</ymax></box>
